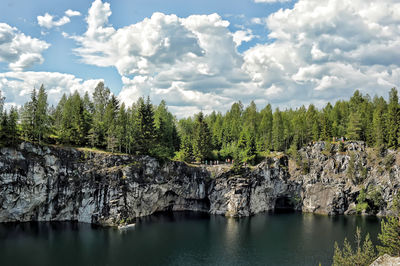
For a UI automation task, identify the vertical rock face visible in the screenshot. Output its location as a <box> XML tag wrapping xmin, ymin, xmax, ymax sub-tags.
<box><xmin>294</xmin><ymin>141</ymin><xmax>400</xmax><ymax>216</ymax></box>
<box><xmin>0</xmin><ymin>143</ymin><xmax>209</xmax><ymax>225</ymax></box>
<box><xmin>0</xmin><ymin>141</ymin><xmax>399</xmax><ymax>225</ymax></box>
<box><xmin>208</xmin><ymin>157</ymin><xmax>301</xmax><ymax>217</ymax></box>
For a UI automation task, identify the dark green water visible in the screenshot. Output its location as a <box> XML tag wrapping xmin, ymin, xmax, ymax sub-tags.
<box><xmin>0</xmin><ymin>212</ymin><xmax>381</xmax><ymax>266</ymax></box>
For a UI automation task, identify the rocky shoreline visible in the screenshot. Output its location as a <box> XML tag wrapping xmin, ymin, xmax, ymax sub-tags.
<box><xmin>0</xmin><ymin>141</ymin><xmax>398</xmax><ymax>226</ymax></box>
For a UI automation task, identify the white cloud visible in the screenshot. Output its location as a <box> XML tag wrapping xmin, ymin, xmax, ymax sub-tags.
<box><xmin>254</xmin><ymin>0</ymin><xmax>291</xmax><ymax>3</ymax></box>
<box><xmin>37</xmin><ymin>13</ymin><xmax>71</xmax><ymax>29</ymax></box>
<box><xmin>65</xmin><ymin>9</ymin><xmax>81</xmax><ymax>17</ymax></box>
<box><xmin>66</xmin><ymin>0</ymin><xmax>400</xmax><ymax>117</ymax></box>
<box><xmin>69</xmin><ymin>0</ymin><xmax>255</xmax><ymax>116</ymax></box>
<box><xmin>0</xmin><ymin>23</ymin><xmax>50</xmax><ymax>71</ymax></box>
<box><xmin>243</xmin><ymin>0</ymin><xmax>400</xmax><ymax>107</ymax></box>
<box><xmin>232</xmin><ymin>29</ymin><xmax>255</xmax><ymax>47</ymax></box>
<box><xmin>37</xmin><ymin>9</ymin><xmax>81</xmax><ymax>29</ymax></box>
<box><xmin>0</xmin><ymin>71</ymin><xmax>103</xmax><ymax>107</ymax></box>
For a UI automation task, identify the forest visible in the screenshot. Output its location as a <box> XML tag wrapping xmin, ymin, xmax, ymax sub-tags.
<box><xmin>0</xmin><ymin>83</ymin><xmax>399</xmax><ymax>164</ymax></box>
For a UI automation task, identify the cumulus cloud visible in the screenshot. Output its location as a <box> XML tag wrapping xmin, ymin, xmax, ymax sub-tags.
<box><xmin>0</xmin><ymin>71</ymin><xmax>103</xmax><ymax>107</ymax></box>
<box><xmin>37</xmin><ymin>9</ymin><xmax>81</xmax><ymax>29</ymax></box>
<box><xmin>65</xmin><ymin>9</ymin><xmax>81</xmax><ymax>17</ymax></box>
<box><xmin>243</xmin><ymin>0</ymin><xmax>400</xmax><ymax>107</ymax></box>
<box><xmin>70</xmin><ymin>0</ymin><xmax>255</xmax><ymax>115</ymax></box>
<box><xmin>232</xmin><ymin>29</ymin><xmax>255</xmax><ymax>47</ymax></box>
<box><xmin>67</xmin><ymin>0</ymin><xmax>400</xmax><ymax>116</ymax></box>
<box><xmin>0</xmin><ymin>23</ymin><xmax>50</xmax><ymax>71</ymax></box>
<box><xmin>37</xmin><ymin>13</ymin><xmax>70</xmax><ymax>29</ymax></box>
<box><xmin>254</xmin><ymin>0</ymin><xmax>291</xmax><ymax>3</ymax></box>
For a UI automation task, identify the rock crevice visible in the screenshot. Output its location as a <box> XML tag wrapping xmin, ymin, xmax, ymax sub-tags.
<box><xmin>0</xmin><ymin>141</ymin><xmax>399</xmax><ymax>225</ymax></box>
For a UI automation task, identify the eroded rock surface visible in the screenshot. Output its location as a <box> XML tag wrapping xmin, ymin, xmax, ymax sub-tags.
<box><xmin>0</xmin><ymin>141</ymin><xmax>399</xmax><ymax>225</ymax></box>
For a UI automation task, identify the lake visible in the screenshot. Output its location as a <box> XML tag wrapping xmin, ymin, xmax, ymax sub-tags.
<box><xmin>0</xmin><ymin>212</ymin><xmax>381</xmax><ymax>266</ymax></box>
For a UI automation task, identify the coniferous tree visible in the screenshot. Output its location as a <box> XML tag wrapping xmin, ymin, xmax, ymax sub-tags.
<box><xmin>377</xmin><ymin>193</ymin><xmax>400</xmax><ymax>256</ymax></box>
<box><xmin>259</xmin><ymin>104</ymin><xmax>273</xmax><ymax>151</ymax></box>
<box><xmin>104</xmin><ymin>95</ymin><xmax>119</xmax><ymax>152</ymax></box>
<box><xmin>347</xmin><ymin>112</ymin><xmax>362</xmax><ymax>140</ymax></box>
<box><xmin>135</xmin><ymin>97</ymin><xmax>156</xmax><ymax>155</ymax></box>
<box><xmin>53</xmin><ymin>94</ymin><xmax>67</xmax><ymax>140</ymax></box>
<box><xmin>20</xmin><ymin>88</ymin><xmax>37</xmax><ymax>140</ymax></box>
<box><xmin>8</xmin><ymin>107</ymin><xmax>19</xmax><ymax>144</ymax></box>
<box><xmin>115</xmin><ymin>103</ymin><xmax>127</xmax><ymax>153</ymax></box>
<box><xmin>386</xmin><ymin>88</ymin><xmax>399</xmax><ymax>149</ymax></box>
<box><xmin>90</xmin><ymin>82</ymin><xmax>110</xmax><ymax>148</ymax></box>
<box><xmin>272</xmin><ymin>108</ymin><xmax>284</xmax><ymax>151</ymax></box>
<box><xmin>372</xmin><ymin>96</ymin><xmax>387</xmax><ymax>147</ymax></box>
<box><xmin>35</xmin><ymin>85</ymin><xmax>49</xmax><ymax>143</ymax></box>
<box><xmin>333</xmin><ymin>228</ymin><xmax>376</xmax><ymax>266</ymax></box>
<box><xmin>192</xmin><ymin>112</ymin><xmax>212</xmax><ymax>161</ymax></box>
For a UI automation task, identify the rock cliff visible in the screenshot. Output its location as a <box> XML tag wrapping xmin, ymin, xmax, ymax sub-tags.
<box><xmin>0</xmin><ymin>141</ymin><xmax>399</xmax><ymax>225</ymax></box>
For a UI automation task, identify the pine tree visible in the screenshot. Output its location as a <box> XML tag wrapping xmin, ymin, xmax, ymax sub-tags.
<box><xmin>386</xmin><ymin>88</ymin><xmax>399</xmax><ymax>148</ymax></box>
<box><xmin>377</xmin><ymin>193</ymin><xmax>400</xmax><ymax>256</ymax></box>
<box><xmin>272</xmin><ymin>108</ymin><xmax>284</xmax><ymax>151</ymax></box>
<box><xmin>192</xmin><ymin>112</ymin><xmax>212</xmax><ymax>162</ymax></box>
<box><xmin>179</xmin><ymin>135</ymin><xmax>193</xmax><ymax>162</ymax></box>
<box><xmin>259</xmin><ymin>104</ymin><xmax>273</xmax><ymax>151</ymax></box>
<box><xmin>320</xmin><ymin>103</ymin><xmax>333</xmax><ymax>140</ymax></box>
<box><xmin>91</xmin><ymin>82</ymin><xmax>110</xmax><ymax>147</ymax></box>
<box><xmin>104</xmin><ymin>95</ymin><xmax>119</xmax><ymax>152</ymax></box>
<box><xmin>53</xmin><ymin>94</ymin><xmax>67</xmax><ymax>141</ymax></box>
<box><xmin>116</xmin><ymin>103</ymin><xmax>127</xmax><ymax>152</ymax></box>
<box><xmin>153</xmin><ymin>100</ymin><xmax>177</xmax><ymax>158</ymax></box>
<box><xmin>372</xmin><ymin>96</ymin><xmax>387</xmax><ymax>148</ymax></box>
<box><xmin>35</xmin><ymin>85</ymin><xmax>49</xmax><ymax>143</ymax></box>
<box><xmin>135</xmin><ymin>97</ymin><xmax>156</xmax><ymax>155</ymax></box>
<box><xmin>333</xmin><ymin>227</ymin><xmax>376</xmax><ymax>266</ymax></box>
<box><xmin>347</xmin><ymin>112</ymin><xmax>362</xmax><ymax>140</ymax></box>
<box><xmin>8</xmin><ymin>107</ymin><xmax>19</xmax><ymax>144</ymax></box>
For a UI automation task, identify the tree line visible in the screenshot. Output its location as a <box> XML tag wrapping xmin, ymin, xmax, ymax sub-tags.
<box><xmin>0</xmin><ymin>83</ymin><xmax>399</xmax><ymax>162</ymax></box>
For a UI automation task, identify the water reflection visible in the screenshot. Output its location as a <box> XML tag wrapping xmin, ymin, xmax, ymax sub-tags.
<box><xmin>224</xmin><ymin>217</ymin><xmax>240</xmax><ymax>256</ymax></box>
<box><xmin>0</xmin><ymin>213</ymin><xmax>381</xmax><ymax>266</ymax></box>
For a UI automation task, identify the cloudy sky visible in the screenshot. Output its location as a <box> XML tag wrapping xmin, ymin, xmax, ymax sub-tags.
<box><xmin>0</xmin><ymin>0</ymin><xmax>399</xmax><ymax>117</ymax></box>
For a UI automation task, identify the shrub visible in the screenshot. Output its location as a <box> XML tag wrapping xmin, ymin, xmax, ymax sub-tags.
<box><xmin>301</xmin><ymin>160</ymin><xmax>310</xmax><ymax>175</ymax></box>
<box><xmin>383</xmin><ymin>153</ymin><xmax>395</xmax><ymax>171</ymax></box>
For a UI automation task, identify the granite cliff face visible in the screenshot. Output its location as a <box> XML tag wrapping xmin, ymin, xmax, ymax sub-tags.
<box><xmin>0</xmin><ymin>141</ymin><xmax>399</xmax><ymax>225</ymax></box>
<box><xmin>293</xmin><ymin>141</ymin><xmax>400</xmax><ymax>216</ymax></box>
<box><xmin>0</xmin><ymin>143</ymin><xmax>208</xmax><ymax>225</ymax></box>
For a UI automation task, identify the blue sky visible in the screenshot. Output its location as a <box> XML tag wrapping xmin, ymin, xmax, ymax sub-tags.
<box><xmin>0</xmin><ymin>0</ymin><xmax>399</xmax><ymax>117</ymax></box>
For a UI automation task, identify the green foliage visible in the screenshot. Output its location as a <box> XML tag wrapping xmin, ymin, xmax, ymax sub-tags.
<box><xmin>356</xmin><ymin>186</ymin><xmax>384</xmax><ymax>214</ymax></box>
<box><xmin>356</xmin><ymin>189</ymin><xmax>368</xmax><ymax>213</ymax></box>
<box><xmin>386</xmin><ymin>88</ymin><xmax>399</xmax><ymax>149</ymax></box>
<box><xmin>347</xmin><ymin>112</ymin><xmax>362</xmax><ymax>140</ymax></box>
<box><xmin>20</xmin><ymin>85</ymin><xmax>49</xmax><ymax>142</ymax></box>
<box><xmin>377</xmin><ymin>193</ymin><xmax>400</xmax><ymax>257</ymax></box>
<box><xmin>192</xmin><ymin>112</ymin><xmax>212</xmax><ymax>162</ymax></box>
<box><xmin>347</xmin><ymin>152</ymin><xmax>356</xmax><ymax>181</ymax></box>
<box><xmin>333</xmin><ymin>227</ymin><xmax>376</xmax><ymax>266</ymax></box>
<box><xmin>383</xmin><ymin>153</ymin><xmax>395</xmax><ymax>171</ymax></box>
<box><xmin>1</xmin><ymin>82</ymin><xmax>400</xmax><ymax>169</ymax></box>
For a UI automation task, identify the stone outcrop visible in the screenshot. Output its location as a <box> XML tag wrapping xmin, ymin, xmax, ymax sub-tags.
<box><xmin>0</xmin><ymin>143</ymin><xmax>208</xmax><ymax>225</ymax></box>
<box><xmin>293</xmin><ymin>141</ymin><xmax>400</xmax><ymax>216</ymax></box>
<box><xmin>0</xmin><ymin>141</ymin><xmax>399</xmax><ymax>225</ymax></box>
<box><xmin>370</xmin><ymin>254</ymin><xmax>400</xmax><ymax>266</ymax></box>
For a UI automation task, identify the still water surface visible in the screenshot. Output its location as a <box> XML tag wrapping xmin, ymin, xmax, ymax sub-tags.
<box><xmin>0</xmin><ymin>212</ymin><xmax>381</xmax><ymax>266</ymax></box>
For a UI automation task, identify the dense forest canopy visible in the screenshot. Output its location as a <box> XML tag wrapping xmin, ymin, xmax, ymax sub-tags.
<box><xmin>0</xmin><ymin>83</ymin><xmax>399</xmax><ymax>163</ymax></box>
